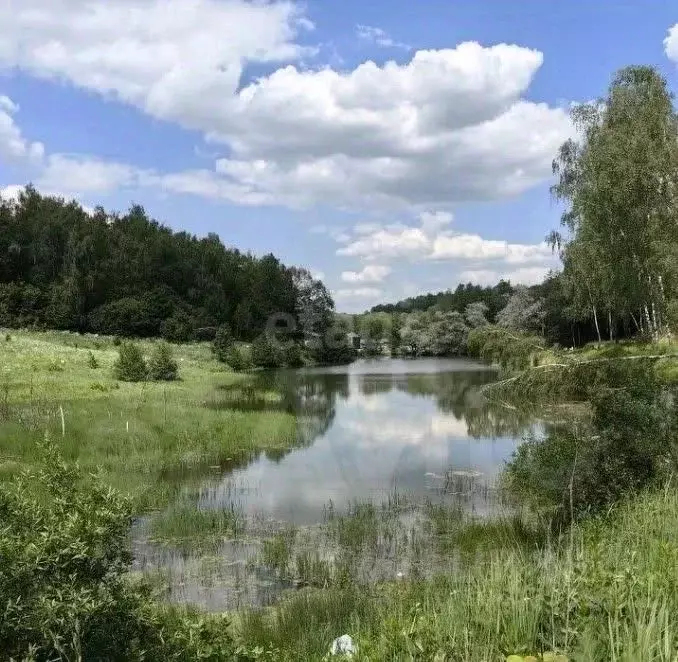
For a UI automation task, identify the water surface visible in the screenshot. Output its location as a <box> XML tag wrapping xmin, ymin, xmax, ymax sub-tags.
<box><xmin>134</xmin><ymin>358</ymin><xmax>538</xmax><ymax>609</ymax></box>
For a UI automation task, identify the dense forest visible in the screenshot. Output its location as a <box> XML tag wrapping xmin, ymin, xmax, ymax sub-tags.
<box><xmin>0</xmin><ymin>186</ymin><xmax>333</xmax><ymax>343</ymax></box>
<box><xmin>371</xmin><ymin>282</ymin><xmax>514</xmax><ymax>319</ymax></box>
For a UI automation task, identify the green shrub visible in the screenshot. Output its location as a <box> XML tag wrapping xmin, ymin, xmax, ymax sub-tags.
<box><xmin>195</xmin><ymin>326</ymin><xmax>218</xmax><ymax>342</ymax></box>
<box><xmin>467</xmin><ymin>325</ymin><xmax>546</xmax><ymax>371</ymax></box>
<box><xmin>284</xmin><ymin>342</ymin><xmax>304</xmax><ymax>368</ymax></box>
<box><xmin>113</xmin><ymin>342</ymin><xmax>147</xmax><ymax>382</ymax></box>
<box><xmin>212</xmin><ymin>323</ymin><xmax>233</xmax><ymax>362</ymax></box>
<box><xmin>148</xmin><ymin>342</ymin><xmax>179</xmax><ymax>381</ymax></box>
<box><xmin>0</xmin><ymin>442</ymin><xmax>270</xmax><ymax>660</ymax></box>
<box><xmin>506</xmin><ymin>366</ymin><xmax>678</xmax><ymax>521</ymax></box>
<box><xmin>0</xmin><ymin>443</ymin><xmax>149</xmax><ymax>659</ymax></box>
<box><xmin>87</xmin><ymin>351</ymin><xmax>99</xmax><ymax>369</ymax></box>
<box><xmin>225</xmin><ymin>344</ymin><xmax>252</xmax><ymax>372</ymax></box>
<box><xmin>89</xmin><ymin>297</ymin><xmax>156</xmax><ymax>337</ymax></box>
<box><xmin>307</xmin><ymin>331</ymin><xmax>357</xmax><ymax>366</ymax></box>
<box><xmin>667</xmin><ymin>299</ymin><xmax>678</xmax><ymax>332</ymax></box>
<box><xmin>251</xmin><ymin>333</ymin><xmax>284</xmax><ymax>369</ymax></box>
<box><xmin>160</xmin><ymin>311</ymin><xmax>195</xmax><ymax>343</ymax></box>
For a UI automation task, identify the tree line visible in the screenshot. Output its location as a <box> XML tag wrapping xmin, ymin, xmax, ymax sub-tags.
<box><xmin>357</xmin><ymin>273</ymin><xmax>606</xmax><ymax>358</ymax></box>
<box><xmin>0</xmin><ymin>186</ymin><xmax>335</xmax><ymax>345</ymax></box>
<box><xmin>370</xmin><ymin>281</ymin><xmax>514</xmax><ymax>319</ymax></box>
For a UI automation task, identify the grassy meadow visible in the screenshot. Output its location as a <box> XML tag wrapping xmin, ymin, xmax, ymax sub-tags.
<box><xmin>0</xmin><ymin>329</ymin><xmax>298</xmax><ymax>509</ymax></box>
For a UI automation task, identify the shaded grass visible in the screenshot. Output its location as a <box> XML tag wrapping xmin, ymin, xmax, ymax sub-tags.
<box><xmin>325</xmin><ymin>501</ymin><xmax>381</xmax><ymax>553</ymax></box>
<box><xmin>573</xmin><ymin>338</ymin><xmax>678</xmax><ymax>385</ymax></box>
<box><xmin>249</xmin><ymin>494</ymin><xmax>421</xmax><ymax>595</ymax></box>
<box><xmin>573</xmin><ymin>337</ymin><xmax>678</xmax><ymax>360</ymax></box>
<box><xmin>239</xmin><ymin>585</ymin><xmax>373</xmax><ymax>659</ymax></box>
<box><xmin>323</xmin><ymin>493</ymin><xmax>411</xmax><ymax>553</ymax></box>
<box><xmin>260</xmin><ymin>526</ymin><xmax>298</xmax><ymax>579</ymax></box>
<box><xmin>481</xmin><ymin>338</ymin><xmax>678</xmax><ymax>404</ymax></box>
<box><xmin>425</xmin><ymin>501</ymin><xmax>546</xmax><ymax>559</ymax></box>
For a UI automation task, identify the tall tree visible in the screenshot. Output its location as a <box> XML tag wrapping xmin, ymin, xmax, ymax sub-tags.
<box><xmin>497</xmin><ymin>286</ymin><xmax>545</xmax><ymax>334</ymax></box>
<box><xmin>552</xmin><ymin>66</ymin><xmax>678</xmax><ymax>337</ymax></box>
<box><xmin>464</xmin><ymin>302</ymin><xmax>490</xmax><ymax>329</ymax></box>
<box><xmin>291</xmin><ymin>268</ymin><xmax>335</xmax><ymax>339</ymax></box>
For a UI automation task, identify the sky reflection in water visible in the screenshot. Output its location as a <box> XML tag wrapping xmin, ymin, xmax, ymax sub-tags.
<box><xmin>134</xmin><ymin>358</ymin><xmax>539</xmax><ymax>609</ymax></box>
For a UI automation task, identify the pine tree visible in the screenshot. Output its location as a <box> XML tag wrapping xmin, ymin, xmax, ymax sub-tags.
<box><xmin>149</xmin><ymin>342</ymin><xmax>178</xmax><ymax>381</ymax></box>
<box><xmin>113</xmin><ymin>343</ymin><xmax>147</xmax><ymax>382</ymax></box>
<box><xmin>212</xmin><ymin>324</ymin><xmax>233</xmax><ymax>363</ymax></box>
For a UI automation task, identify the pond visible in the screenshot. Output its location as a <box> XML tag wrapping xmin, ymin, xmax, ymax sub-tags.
<box><xmin>133</xmin><ymin>358</ymin><xmax>540</xmax><ymax>611</ymax></box>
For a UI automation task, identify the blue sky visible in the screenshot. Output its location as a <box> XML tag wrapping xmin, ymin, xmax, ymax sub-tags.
<box><xmin>1</xmin><ymin>0</ymin><xmax>678</xmax><ymax>311</ymax></box>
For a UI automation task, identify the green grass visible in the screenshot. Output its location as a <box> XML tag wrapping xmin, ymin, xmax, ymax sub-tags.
<box><xmin>236</xmin><ymin>486</ymin><xmax>678</xmax><ymax>661</ymax></box>
<box><xmin>259</xmin><ymin>526</ymin><xmax>298</xmax><ymax>579</ymax></box>
<box><xmin>572</xmin><ymin>336</ymin><xmax>678</xmax><ymax>359</ymax></box>
<box><xmin>0</xmin><ymin>329</ymin><xmax>299</xmax><ymax>508</ymax></box>
<box><xmin>425</xmin><ymin>502</ymin><xmax>546</xmax><ymax>560</ymax></box>
<box><xmin>571</xmin><ymin>338</ymin><xmax>678</xmax><ymax>385</ymax></box>
<box><xmin>517</xmin><ymin>338</ymin><xmax>678</xmax><ymax>384</ymax></box>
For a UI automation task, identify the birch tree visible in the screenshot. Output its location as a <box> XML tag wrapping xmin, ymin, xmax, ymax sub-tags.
<box><xmin>552</xmin><ymin>66</ymin><xmax>678</xmax><ymax>337</ymax></box>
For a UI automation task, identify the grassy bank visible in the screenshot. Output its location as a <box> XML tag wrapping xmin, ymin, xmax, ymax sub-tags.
<box><xmin>0</xmin><ymin>330</ymin><xmax>298</xmax><ymax>508</ymax></box>
<box><xmin>236</xmin><ymin>486</ymin><xmax>678</xmax><ymax>660</ymax></box>
<box><xmin>470</xmin><ymin>329</ymin><xmax>678</xmax><ymax>404</ymax></box>
<box><xmin>571</xmin><ymin>338</ymin><xmax>678</xmax><ymax>384</ymax></box>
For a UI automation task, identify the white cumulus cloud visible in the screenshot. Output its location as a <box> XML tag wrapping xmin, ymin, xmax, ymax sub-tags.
<box><xmin>209</xmin><ymin>44</ymin><xmax>572</xmax><ymax>208</ymax></box>
<box><xmin>459</xmin><ymin>266</ymin><xmax>553</xmax><ymax>286</ymax></box>
<box><xmin>0</xmin><ymin>5</ymin><xmax>574</xmax><ymax>209</ymax></box>
<box><xmin>665</xmin><ymin>24</ymin><xmax>678</xmax><ymax>63</ymax></box>
<box><xmin>333</xmin><ymin>287</ymin><xmax>383</xmax><ymax>300</ymax></box>
<box><xmin>0</xmin><ymin>184</ymin><xmax>27</xmax><ymax>203</ymax></box>
<box><xmin>37</xmin><ymin>154</ymin><xmax>141</xmax><ymax>195</ymax></box>
<box><xmin>420</xmin><ymin>210</ymin><xmax>454</xmax><ymax>232</ymax></box>
<box><xmin>0</xmin><ymin>95</ymin><xmax>44</xmax><ymax>164</ymax></box>
<box><xmin>338</xmin><ymin>225</ymin><xmax>431</xmax><ymax>260</ymax></box>
<box><xmin>341</xmin><ymin>265</ymin><xmax>392</xmax><ymax>283</ymax></box>
<box><xmin>430</xmin><ymin>234</ymin><xmax>552</xmax><ymax>263</ymax></box>
<box><xmin>355</xmin><ymin>24</ymin><xmax>410</xmax><ymax>50</ymax></box>
<box><xmin>0</xmin><ymin>182</ymin><xmax>94</xmax><ymax>214</ymax></box>
<box><xmin>0</xmin><ymin>0</ymin><xmax>310</xmax><ymax>125</ymax></box>
<box><xmin>336</xmin><ymin>211</ymin><xmax>554</xmax><ymax>266</ymax></box>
